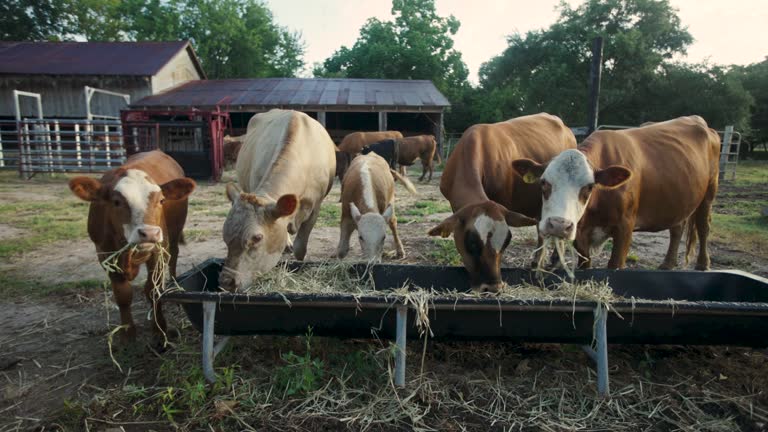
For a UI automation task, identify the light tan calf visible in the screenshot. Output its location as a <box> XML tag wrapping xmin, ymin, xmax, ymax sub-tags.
<box><xmin>335</xmin><ymin>153</ymin><xmax>417</xmax><ymax>261</ymax></box>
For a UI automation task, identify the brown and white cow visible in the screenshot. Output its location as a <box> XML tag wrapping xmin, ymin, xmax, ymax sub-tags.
<box><xmin>335</xmin><ymin>153</ymin><xmax>417</xmax><ymax>261</ymax></box>
<box><xmin>338</xmin><ymin>131</ymin><xmax>403</xmax><ymax>155</ymax></box>
<box><xmin>69</xmin><ymin>150</ymin><xmax>196</xmax><ymax>341</ymax></box>
<box><xmin>511</xmin><ymin>115</ymin><xmax>720</xmax><ymax>270</ymax></box>
<box><xmin>429</xmin><ymin>113</ymin><xmax>577</xmax><ymax>291</ymax></box>
<box><xmin>396</xmin><ymin>135</ymin><xmax>442</xmax><ymax>182</ymax></box>
<box><xmin>220</xmin><ymin>109</ymin><xmax>336</xmax><ymax>291</ymax></box>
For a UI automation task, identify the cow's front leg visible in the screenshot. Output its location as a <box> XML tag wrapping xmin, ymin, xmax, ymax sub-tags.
<box><xmin>109</xmin><ymin>274</ymin><xmax>136</xmax><ymax>341</ymax></box>
<box><xmin>292</xmin><ymin>207</ymin><xmax>320</xmax><ymax>261</ymax></box>
<box><xmin>334</xmin><ymin>218</ymin><xmax>355</xmax><ymax>259</ymax></box>
<box><xmin>388</xmin><ymin>211</ymin><xmax>405</xmax><ymax>259</ymax></box>
<box><xmin>659</xmin><ymin>224</ymin><xmax>683</xmax><ymax>270</ymax></box>
<box><xmin>607</xmin><ymin>224</ymin><xmax>633</xmax><ymax>269</ymax></box>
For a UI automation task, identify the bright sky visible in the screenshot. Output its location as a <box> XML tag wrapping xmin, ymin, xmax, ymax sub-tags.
<box><xmin>263</xmin><ymin>0</ymin><xmax>768</xmax><ymax>84</ymax></box>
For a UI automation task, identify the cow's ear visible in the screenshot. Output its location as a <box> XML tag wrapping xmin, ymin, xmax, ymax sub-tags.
<box><xmin>594</xmin><ymin>166</ymin><xmax>632</xmax><ymax>188</ymax></box>
<box><xmin>161</xmin><ymin>178</ymin><xmax>196</xmax><ymax>201</ymax></box>
<box><xmin>428</xmin><ymin>214</ymin><xmax>457</xmax><ymax>238</ymax></box>
<box><xmin>271</xmin><ymin>194</ymin><xmax>298</xmax><ymax>219</ymax></box>
<box><xmin>503</xmin><ymin>209</ymin><xmax>538</xmax><ymax>228</ymax></box>
<box><xmin>69</xmin><ymin>177</ymin><xmax>103</xmax><ymax>202</ymax></box>
<box><xmin>512</xmin><ymin>159</ymin><xmax>546</xmax><ymax>184</ymax></box>
<box><xmin>350</xmin><ymin>203</ymin><xmax>362</xmax><ymax>223</ymax></box>
<box><xmin>225</xmin><ymin>182</ymin><xmax>241</xmax><ymax>203</ymax></box>
<box><xmin>382</xmin><ymin>204</ymin><xmax>394</xmax><ymax>221</ymax></box>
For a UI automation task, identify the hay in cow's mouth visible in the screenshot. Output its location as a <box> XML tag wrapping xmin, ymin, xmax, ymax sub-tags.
<box><xmin>533</xmin><ymin>236</ymin><xmax>583</xmax><ymax>279</ymax></box>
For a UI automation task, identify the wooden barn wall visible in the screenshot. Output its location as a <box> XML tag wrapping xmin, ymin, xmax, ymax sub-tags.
<box><xmin>151</xmin><ymin>49</ymin><xmax>203</xmax><ymax>94</ymax></box>
<box><xmin>0</xmin><ymin>75</ymin><xmax>152</xmax><ymax>118</ymax></box>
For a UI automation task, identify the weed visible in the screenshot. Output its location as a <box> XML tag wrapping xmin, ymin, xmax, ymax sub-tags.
<box><xmin>403</xmin><ymin>200</ymin><xmax>451</xmax><ymax>217</ymax></box>
<box><xmin>274</xmin><ymin>328</ymin><xmax>324</xmax><ymax>396</ymax></box>
<box><xmin>428</xmin><ymin>238</ymin><xmax>462</xmax><ymax>266</ymax></box>
<box><xmin>317</xmin><ymin>202</ymin><xmax>342</xmax><ymax>227</ymax></box>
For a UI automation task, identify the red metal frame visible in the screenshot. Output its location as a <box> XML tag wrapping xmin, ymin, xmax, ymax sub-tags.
<box><xmin>120</xmin><ymin>107</ymin><xmax>230</xmax><ymax>181</ymax></box>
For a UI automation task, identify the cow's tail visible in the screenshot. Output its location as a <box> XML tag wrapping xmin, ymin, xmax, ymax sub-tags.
<box><xmin>683</xmin><ymin>214</ymin><xmax>698</xmax><ymax>265</ymax></box>
<box><xmin>433</xmin><ymin>137</ymin><xmax>443</xmax><ymax>164</ymax></box>
<box><xmin>390</xmin><ymin>169</ymin><xmax>418</xmax><ymax>195</ymax></box>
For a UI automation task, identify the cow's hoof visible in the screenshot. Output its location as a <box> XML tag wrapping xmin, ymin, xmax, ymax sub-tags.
<box><xmin>658</xmin><ymin>263</ymin><xmax>676</xmax><ymax>270</ymax></box>
<box><xmin>695</xmin><ymin>264</ymin><xmax>710</xmax><ymax>271</ymax></box>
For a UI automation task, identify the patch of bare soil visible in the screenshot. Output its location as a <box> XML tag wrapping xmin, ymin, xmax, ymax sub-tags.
<box><xmin>0</xmin><ymin>224</ymin><xmax>26</xmax><ymax>241</ymax></box>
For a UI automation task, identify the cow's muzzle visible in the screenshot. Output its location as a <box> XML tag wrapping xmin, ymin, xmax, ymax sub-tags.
<box><xmin>541</xmin><ymin>217</ymin><xmax>574</xmax><ymax>239</ymax></box>
<box><xmin>131</xmin><ymin>225</ymin><xmax>163</xmax><ymax>244</ymax></box>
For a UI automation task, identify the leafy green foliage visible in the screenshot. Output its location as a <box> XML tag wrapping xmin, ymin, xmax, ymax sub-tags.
<box><xmin>274</xmin><ymin>328</ymin><xmax>325</xmax><ymax>396</ymax></box>
<box><xmin>1</xmin><ymin>0</ymin><xmax>305</xmax><ymax>79</ymax></box>
<box><xmin>315</xmin><ymin>0</ymin><xmax>470</xmax><ymax>127</ymax></box>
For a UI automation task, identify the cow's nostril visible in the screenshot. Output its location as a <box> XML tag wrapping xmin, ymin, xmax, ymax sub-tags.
<box><xmin>138</xmin><ymin>229</ymin><xmax>147</xmax><ymax>239</ymax></box>
<box><xmin>252</xmin><ymin>234</ymin><xmax>263</xmax><ymax>243</ymax></box>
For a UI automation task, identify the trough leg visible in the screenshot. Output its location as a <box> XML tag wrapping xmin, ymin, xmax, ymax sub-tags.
<box><xmin>203</xmin><ymin>301</ymin><xmax>219</xmax><ymax>383</ymax></box>
<box><xmin>395</xmin><ymin>305</ymin><xmax>407</xmax><ymax>387</ymax></box>
<box><xmin>595</xmin><ymin>305</ymin><xmax>610</xmax><ymax>397</ymax></box>
<box><xmin>581</xmin><ymin>304</ymin><xmax>610</xmax><ymax>397</ymax></box>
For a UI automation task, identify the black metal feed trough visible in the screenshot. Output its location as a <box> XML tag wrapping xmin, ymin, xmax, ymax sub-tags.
<box><xmin>162</xmin><ymin>259</ymin><xmax>768</xmax><ymax>396</ymax></box>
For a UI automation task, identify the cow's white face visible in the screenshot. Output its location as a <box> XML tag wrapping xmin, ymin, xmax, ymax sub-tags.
<box><xmin>538</xmin><ymin>150</ymin><xmax>595</xmax><ymax>240</ymax></box>
<box><xmin>220</xmin><ymin>183</ymin><xmax>297</xmax><ymax>292</ymax></box>
<box><xmin>512</xmin><ymin>150</ymin><xmax>633</xmax><ymax>241</ymax></box>
<box><xmin>351</xmin><ymin>203</ymin><xmax>392</xmax><ymax>262</ymax></box>
<box><xmin>114</xmin><ymin>169</ymin><xmax>163</xmax><ymax>247</ymax></box>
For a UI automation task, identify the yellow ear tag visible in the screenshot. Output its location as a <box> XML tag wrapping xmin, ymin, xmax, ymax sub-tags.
<box><xmin>523</xmin><ymin>172</ymin><xmax>537</xmax><ymax>184</ymax></box>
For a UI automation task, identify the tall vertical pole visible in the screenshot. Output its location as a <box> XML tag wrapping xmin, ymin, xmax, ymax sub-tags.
<box><xmin>587</xmin><ymin>37</ymin><xmax>604</xmax><ymax>136</ymax></box>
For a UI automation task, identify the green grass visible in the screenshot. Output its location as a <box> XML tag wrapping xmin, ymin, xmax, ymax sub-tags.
<box><xmin>317</xmin><ymin>202</ymin><xmax>341</xmax><ymax>227</ymax></box>
<box><xmin>402</xmin><ymin>200</ymin><xmax>451</xmax><ymax>217</ymax></box>
<box><xmin>728</xmin><ymin>161</ymin><xmax>768</xmax><ymax>188</ymax></box>
<box><xmin>0</xmin><ymin>272</ymin><xmax>104</xmax><ymax>297</ymax></box>
<box><xmin>711</xmin><ymin>161</ymin><xmax>768</xmax><ymax>254</ymax></box>
<box><xmin>0</xmin><ymin>200</ymin><xmax>89</xmax><ymax>259</ymax></box>
<box><xmin>427</xmin><ymin>238</ymin><xmax>462</xmax><ymax>266</ymax></box>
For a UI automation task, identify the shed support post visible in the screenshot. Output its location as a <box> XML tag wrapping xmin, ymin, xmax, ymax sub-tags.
<box><xmin>317</xmin><ymin>111</ymin><xmax>326</xmax><ymax>128</ymax></box>
<box><xmin>202</xmin><ymin>302</ymin><xmax>230</xmax><ymax>383</ymax></box>
<box><xmin>395</xmin><ymin>305</ymin><xmax>407</xmax><ymax>387</ymax></box>
<box><xmin>378</xmin><ymin>111</ymin><xmax>387</xmax><ymax>132</ymax></box>
<box><xmin>435</xmin><ymin>112</ymin><xmax>444</xmax><ymax>161</ymax></box>
<box><xmin>595</xmin><ymin>305</ymin><xmax>609</xmax><ymax>397</ymax></box>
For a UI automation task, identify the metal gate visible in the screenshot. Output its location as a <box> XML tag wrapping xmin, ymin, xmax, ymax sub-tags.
<box><xmin>0</xmin><ymin>118</ymin><xmax>124</xmax><ymax>178</ymax></box>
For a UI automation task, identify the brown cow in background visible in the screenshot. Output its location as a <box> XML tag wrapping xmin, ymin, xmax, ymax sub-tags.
<box><xmin>223</xmin><ymin>134</ymin><xmax>244</xmax><ymax>168</ymax></box>
<box><xmin>338</xmin><ymin>131</ymin><xmax>403</xmax><ymax>155</ymax></box>
<box><xmin>69</xmin><ymin>150</ymin><xmax>196</xmax><ymax>343</ymax></box>
<box><xmin>429</xmin><ymin>113</ymin><xmax>576</xmax><ymax>292</ymax></box>
<box><xmin>397</xmin><ymin>134</ymin><xmax>442</xmax><ymax>182</ymax></box>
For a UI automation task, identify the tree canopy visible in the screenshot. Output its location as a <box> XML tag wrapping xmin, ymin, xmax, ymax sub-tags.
<box><xmin>1</xmin><ymin>0</ymin><xmax>305</xmax><ymax>79</ymax></box>
<box><xmin>314</xmin><ymin>0</ymin><xmax>470</xmax><ymax>100</ymax></box>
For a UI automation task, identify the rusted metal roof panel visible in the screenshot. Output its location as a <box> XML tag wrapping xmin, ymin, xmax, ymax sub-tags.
<box><xmin>0</xmin><ymin>41</ymin><xmax>205</xmax><ymax>78</ymax></box>
<box><xmin>131</xmin><ymin>78</ymin><xmax>450</xmax><ymax>110</ymax></box>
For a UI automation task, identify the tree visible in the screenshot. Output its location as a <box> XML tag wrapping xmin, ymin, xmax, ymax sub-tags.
<box><xmin>480</xmin><ymin>0</ymin><xmax>697</xmax><ymax>126</ymax></box>
<box><xmin>315</xmin><ymin>0</ymin><xmax>470</xmax><ymax>131</ymax></box>
<box><xmin>2</xmin><ymin>0</ymin><xmax>305</xmax><ymax>79</ymax></box>
<box><xmin>729</xmin><ymin>58</ymin><xmax>768</xmax><ymax>151</ymax></box>
<box><xmin>0</xmin><ymin>0</ymin><xmax>76</xmax><ymax>41</ymax></box>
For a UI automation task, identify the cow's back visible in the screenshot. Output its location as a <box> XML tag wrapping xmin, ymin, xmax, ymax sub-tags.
<box><xmin>583</xmin><ymin>116</ymin><xmax>720</xmax><ymax>230</ymax></box>
<box><xmin>341</xmin><ymin>153</ymin><xmax>394</xmax><ymax>218</ymax></box>
<box><xmin>237</xmin><ymin>109</ymin><xmax>336</xmax><ymax>199</ymax></box>
<box><xmin>339</xmin><ymin>131</ymin><xmax>404</xmax><ymax>154</ymax></box>
<box><xmin>441</xmin><ymin>113</ymin><xmax>576</xmax><ymax>216</ymax></box>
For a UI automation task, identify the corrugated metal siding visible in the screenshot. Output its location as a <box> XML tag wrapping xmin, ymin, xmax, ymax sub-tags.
<box><xmin>131</xmin><ymin>78</ymin><xmax>450</xmax><ymax>111</ymax></box>
<box><xmin>0</xmin><ymin>41</ymin><xmax>199</xmax><ymax>76</ymax></box>
<box><xmin>0</xmin><ymin>75</ymin><xmax>151</xmax><ymax>118</ymax></box>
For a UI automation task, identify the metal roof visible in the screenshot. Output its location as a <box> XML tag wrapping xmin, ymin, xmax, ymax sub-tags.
<box><xmin>0</xmin><ymin>41</ymin><xmax>206</xmax><ymax>78</ymax></box>
<box><xmin>130</xmin><ymin>78</ymin><xmax>450</xmax><ymax>111</ymax></box>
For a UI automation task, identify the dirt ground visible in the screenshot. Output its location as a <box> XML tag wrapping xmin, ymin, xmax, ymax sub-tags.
<box><xmin>1</xmin><ymin>166</ymin><xmax>767</xmax><ymax>430</ymax></box>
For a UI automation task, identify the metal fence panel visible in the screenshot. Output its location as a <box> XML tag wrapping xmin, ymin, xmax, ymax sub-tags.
<box><xmin>0</xmin><ymin>118</ymin><xmax>125</xmax><ymax>177</ymax></box>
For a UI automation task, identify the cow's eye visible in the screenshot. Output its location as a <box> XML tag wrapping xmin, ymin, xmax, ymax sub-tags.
<box><xmin>160</xmin><ymin>198</ymin><xmax>166</xmax><ymax>204</ymax></box>
<box><xmin>113</xmin><ymin>199</ymin><xmax>121</xmax><ymax>207</ymax></box>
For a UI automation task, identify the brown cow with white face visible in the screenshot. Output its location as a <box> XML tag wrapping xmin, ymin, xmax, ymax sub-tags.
<box><xmin>429</xmin><ymin>113</ymin><xmax>576</xmax><ymax>291</ymax></box>
<box><xmin>512</xmin><ymin>116</ymin><xmax>720</xmax><ymax>270</ymax></box>
<box><xmin>69</xmin><ymin>150</ymin><xmax>196</xmax><ymax>342</ymax></box>
<box><xmin>335</xmin><ymin>153</ymin><xmax>417</xmax><ymax>262</ymax></box>
<box><xmin>220</xmin><ymin>109</ymin><xmax>336</xmax><ymax>291</ymax></box>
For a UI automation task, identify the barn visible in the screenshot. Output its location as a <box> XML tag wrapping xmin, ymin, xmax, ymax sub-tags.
<box><xmin>0</xmin><ymin>41</ymin><xmax>205</xmax><ymax>174</ymax></box>
<box><xmin>123</xmin><ymin>78</ymin><xmax>450</xmax><ymax>180</ymax></box>
<box><xmin>0</xmin><ymin>41</ymin><xmax>205</xmax><ymax>119</ymax></box>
